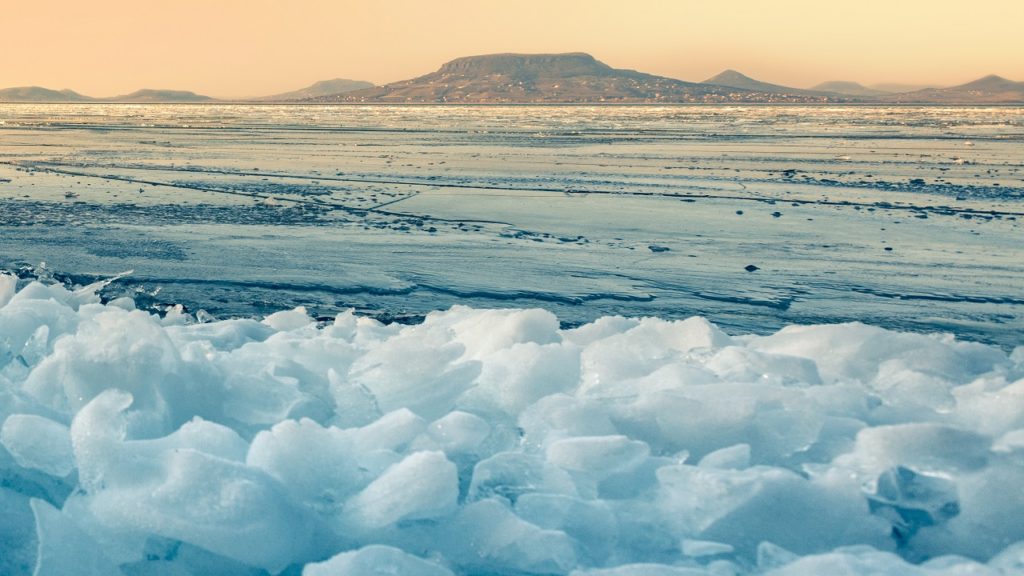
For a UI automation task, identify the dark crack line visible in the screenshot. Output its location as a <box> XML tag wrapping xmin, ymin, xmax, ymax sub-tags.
<box><xmin>0</xmin><ymin>161</ymin><xmax>514</xmax><ymax>226</ymax></box>
<box><xmin>7</xmin><ymin>159</ymin><xmax>1024</xmax><ymax>218</ymax></box>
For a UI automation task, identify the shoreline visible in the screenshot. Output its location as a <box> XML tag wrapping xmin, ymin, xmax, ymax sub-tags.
<box><xmin>3</xmin><ymin>101</ymin><xmax>1024</xmax><ymax>107</ymax></box>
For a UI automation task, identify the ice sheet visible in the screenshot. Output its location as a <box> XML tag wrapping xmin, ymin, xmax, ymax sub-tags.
<box><xmin>0</xmin><ymin>105</ymin><xmax>1021</xmax><ymax>347</ymax></box>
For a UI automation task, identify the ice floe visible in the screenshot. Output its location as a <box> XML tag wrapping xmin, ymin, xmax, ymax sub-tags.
<box><xmin>0</xmin><ymin>274</ymin><xmax>1022</xmax><ymax>575</ymax></box>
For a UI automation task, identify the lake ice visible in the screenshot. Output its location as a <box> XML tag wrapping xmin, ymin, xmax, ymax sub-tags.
<box><xmin>0</xmin><ymin>104</ymin><xmax>1021</xmax><ymax>346</ymax></box>
<box><xmin>0</xmin><ymin>105</ymin><xmax>1022</xmax><ymax>575</ymax></box>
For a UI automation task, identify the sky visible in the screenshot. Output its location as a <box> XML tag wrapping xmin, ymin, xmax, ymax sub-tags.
<box><xmin>2</xmin><ymin>0</ymin><xmax>1022</xmax><ymax>99</ymax></box>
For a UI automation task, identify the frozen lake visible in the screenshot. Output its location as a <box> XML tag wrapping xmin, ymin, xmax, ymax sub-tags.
<box><xmin>1</xmin><ymin>104</ymin><xmax>1022</xmax><ymax>346</ymax></box>
<box><xmin>2</xmin><ymin>104</ymin><xmax>1024</xmax><ymax>575</ymax></box>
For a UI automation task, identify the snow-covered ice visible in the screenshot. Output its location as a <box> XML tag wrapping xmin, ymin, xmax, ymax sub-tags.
<box><xmin>1</xmin><ymin>274</ymin><xmax>1022</xmax><ymax>575</ymax></box>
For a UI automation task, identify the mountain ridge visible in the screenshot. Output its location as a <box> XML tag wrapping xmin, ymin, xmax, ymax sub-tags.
<box><xmin>0</xmin><ymin>86</ymin><xmax>216</xmax><ymax>103</ymax></box>
<box><xmin>2</xmin><ymin>56</ymin><xmax>1021</xmax><ymax>104</ymax></box>
<box><xmin>313</xmin><ymin>53</ymin><xmax>834</xmax><ymax>104</ymax></box>
<box><xmin>810</xmin><ymin>81</ymin><xmax>888</xmax><ymax>97</ymax></box>
<box><xmin>869</xmin><ymin>82</ymin><xmax>940</xmax><ymax>93</ymax></box>
<box><xmin>257</xmin><ymin>78</ymin><xmax>375</xmax><ymax>101</ymax></box>
<box><xmin>703</xmin><ymin>70</ymin><xmax>827</xmax><ymax>97</ymax></box>
<box><xmin>104</xmin><ymin>89</ymin><xmax>215</xmax><ymax>103</ymax></box>
<box><xmin>0</xmin><ymin>86</ymin><xmax>93</xmax><ymax>102</ymax></box>
<box><xmin>883</xmin><ymin>75</ymin><xmax>1024</xmax><ymax>104</ymax></box>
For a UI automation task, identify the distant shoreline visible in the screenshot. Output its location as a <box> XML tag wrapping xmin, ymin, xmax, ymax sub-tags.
<box><xmin>5</xmin><ymin>53</ymin><xmax>1022</xmax><ymax>107</ymax></box>
<box><xmin>2</xmin><ymin>101</ymin><xmax>1023</xmax><ymax>107</ymax></box>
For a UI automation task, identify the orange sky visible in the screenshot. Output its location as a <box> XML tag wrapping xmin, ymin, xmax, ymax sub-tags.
<box><xmin>2</xmin><ymin>0</ymin><xmax>1022</xmax><ymax>98</ymax></box>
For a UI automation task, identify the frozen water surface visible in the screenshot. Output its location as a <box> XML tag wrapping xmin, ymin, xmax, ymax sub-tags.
<box><xmin>0</xmin><ymin>104</ymin><xmax>1021</xmax><ymax>346</ymax></box>
<box><xmin>0</xmin><ymin>105</ymin><xmax>1023</xmax><ymax>575</ymax></box>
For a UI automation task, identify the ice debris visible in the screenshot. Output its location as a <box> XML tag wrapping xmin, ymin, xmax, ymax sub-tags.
<box><xmin>0</xmin><ymin>273</ymin><xmax>1022</xmax><ymax>575</ymax></box>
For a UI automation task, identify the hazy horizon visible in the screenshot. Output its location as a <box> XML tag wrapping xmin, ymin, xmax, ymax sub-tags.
<box><xmin>3</xmin><ymin>0</ymin><xmax>1022</xmax><ymax>99</ymax></box>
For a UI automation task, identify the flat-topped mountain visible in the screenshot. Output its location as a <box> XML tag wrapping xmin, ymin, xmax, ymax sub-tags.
<box><xmin>884</xmin><ymin>75</ymin><xmax>1024</xmax><ymax>103</ymax></box>
<box><xmin>258</xmin><ymin>78</ymin><xmax>375</xmax><ymax>101</ymax></box>
<box><xmin>436</xmin><ymin>52</ymin><xmax>619</xmax><ymax>78</ymax></box>
<box><xmin>106</xmin><ymin>89</ymin><xmax>215</xmax><ymax>103</ymax></box>
<box><xmin>703</xmin><ymin>70</ymin><xmax>824</xmax><ymax>97</ymax></box>
<box><xmin>316</xmin><ymin>53</ymin><xmax>836</xmax><ymax>104</ymax></box>
<box><xmin>0</xmin><ymin>86</ymin><xmax>93</xmax><ymax>102</ymax></box>
<box><xmin>811</xmin><ymin>81</ymin><xmax>889</xmax><ymax>97</ymax></box>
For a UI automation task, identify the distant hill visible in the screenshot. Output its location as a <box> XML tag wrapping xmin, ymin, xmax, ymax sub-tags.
<box><xmin>0</xmin><ymin>86</ymin><xmax>93</xmax><ymax>102</ymax></box>
<box><xmin>4</xmin><ymin>67</ymin><xmax>1017</xmax><ymax>105</ymax></box>
<box><xmin>869</xmin><ymin>82</ymin><xmax>941</xmax><ymax>93</ymax></box>
<box><xmin>0</xmin><ymin>86</ymin><xmax>215</xmax><ymax>103</ymax></box>
<box><xmin>702</xmin><ymin>70</ymin><xmax>825</xmax><ymax>97</ymax></box>
<box><xmin>257</xmin><ymin>78</ymin><xmax>375</xmax><ymax>101</ymax></box>
<box><xmin>105</xmin><ymin>89</ymin><xmax>215</xmax><ymax>103</ymax></box>
<box><xmin>811</xmin><ymin>81</ymin><xmax>888</xmax><ymax>97</ymax></box>
<box><xmin>316</xmin><ymin>53</ymin><xmax>837</xmax><ymax>104</ymax></box>
<box><xmin>883</xmin><ymin>75</ymin><xmax>1024</xmax><ymax>103</ymax></box>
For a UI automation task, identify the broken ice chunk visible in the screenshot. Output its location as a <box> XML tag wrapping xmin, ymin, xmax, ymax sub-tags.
<box><xmin>441</xmin><ymin>499</ymin><xmax>576</xmax><ymax>575</ymax></box>
<box><xmin>0</xmin><ymin>489</ymin><xmax>36</xmax><ymax>576</ymax></box>
<box><xmin>569</xmin><ymin>564</ymin><xmax>712</xmax><ymax>575</ymax></box>
<box><xmin>343</xmin><ymin>450</ymin><xmax>458</xmax><ymax>531</ymax></box>
<box><xmin>697</xmin><ymin>444</ymin><xmax>751</xmax><ymax>470</ymax></box>
<box><xmin>469</xmin><ymin>452</ymin><xmax>577</xmax><ymax>503</ymax></box>
<box><xmin>302</xmin><ymin>545</ymin><xmax>454</xmax><ymax>576</ymax></box>
<box><xmin>348</xmin><ymin>324</ymin><xmax>480</xmax><ymax>420</ymax></box>
<box><xmin>756</xmin><ymin>541</ymin><xmax>799</xmax><ymax>571</ymax></box>
<box><xmin>31</xmin><ymin>498</ymin><xmax>122</xmax><ymax>576</ymax></box>
<box><xmin>1</xmin><ymin>414</ymin><xmax>74</xmax><ymax>477</ymax></box>
<box><xmin>0</xmin><ymin>273</ymin><xmax>16</xmax><ymax>308</ymax></box>
<box><xmin>515</xmin><ymin>493</ymin><xmax>617</xmax><ymax>565</ymax></box>
<box><xmin>422</xmin><ymin>410</ymin><xmax>492</xmax><ymax>455</ymax></box>
<box><xmin>865</xmin><ymin>466</ymin><xmax>960</xmax><ymax>542</ymax></box>
<box><xmin>247</xmin><ymin>418</ymin><xmax>368</xmax><ymax>513</ymax></box>
<box><xmin>545</xmin><ymin>435</ymin><xmax>650</xmax><ymax>478</ymax></box>
<box><xmin>262</xmin><ymin>306</ymin><xmax>314</xmax><ymax>331</ymax></box>
<box><xmin>352</xmin><ymin>408</ymin><xmax>427</xmax><ymax>452</ymax></box>
<box><xmin>681</xmin><ymin>538</ymin><xmax>735</xmax><ymax>558</ymax></box>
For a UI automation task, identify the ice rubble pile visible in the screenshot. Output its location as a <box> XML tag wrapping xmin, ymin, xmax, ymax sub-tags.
<box><xmin>1</xmin><ymin>274</ymin><xmax>1023</xmax><ymax>576</ymax></box>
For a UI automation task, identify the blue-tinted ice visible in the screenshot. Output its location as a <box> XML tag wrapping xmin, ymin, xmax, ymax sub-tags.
<box><xmin>1</xmin><ymin>104</ymin><xmax>1022</xmax><ymax>347</ymax></box>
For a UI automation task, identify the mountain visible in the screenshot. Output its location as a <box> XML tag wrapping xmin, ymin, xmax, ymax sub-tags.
<box><xmin>257</xmin><ymin>78</ymin><xmax>375</xmax><ymax>101</ymax></box>
<box><xmin>0</xmin><ymin>86</ymin><xmax>216</xmax><ymax>103</ymax></box>
<box><xmin>869</xmin><ymin>82</ymin><xmax>941</xmax><ymax>93</ymax></box>
<box><xmin>6</xmin><ymin>67</ymin><xmax>1016</xmax><ymax>105</ymax></box>
<box><xmin>0</xmin><ymin>86</ymin><xmax>93</xmax><ymax>102</ymax></box>
<box><xmin>702</xmin><ymin>70</ymin><xmax>825</xmax><ymax>97</ymax></box>
<box><xmin>811</xmin><ymin>81</ymin><xmax>888</xmax><ymax>97</ymax></box>
<box><xmin>105</xmin><ymin>89</ymin><xmax>215</xmax><ymax>103</ymax></box>
<box><xmin>315</xmin><ymin>53</ymin><xmax>838</xmax><ymax>104</ymax></box>
<box><xmin>883</xmin><ymin>75</ymin><xmax>1024</xmax><ymax>103</ymax></box>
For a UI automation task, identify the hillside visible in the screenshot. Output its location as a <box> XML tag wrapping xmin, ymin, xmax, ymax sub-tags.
<box><xmin>703</xmin><ymin>70</ymin><xmax>825</xmax><ymax>97</ymax></box>
<box><xmin>314</xmin><ymin>53</ymin><xmax>836</xmax><ymax>104</ymax></box>
<box><xmin>258</xmin><ymin>78</ymin><xmax>375</xmax><ymax>101</ymax></box>
<box><xmin>0</xmin><ymin>86</ymin><xmax>93</xmax><ymax>102</ymax></box>
<box><xmin>4</xmin><ymin>68</ymin><xmax>1018</xmax><ymax>105</ymax></box>
<box><xmin>884</xmin><ymin>75</ymin><xmax>1024</xmax><ymax>103</ymax></box>
<box><xmin>869</xmin><ymin>82</ymin><xmax>940</xmax><ymax>93</ymax></box>
<box><xmin>811</xmin><ymin>81</ymin><xmax>889</xmax><ymax>97</ymax></box>
<box><xmin>105</xmin><ymin>89</ymin><xmax>215</xmax><ymax>103</ymax></box>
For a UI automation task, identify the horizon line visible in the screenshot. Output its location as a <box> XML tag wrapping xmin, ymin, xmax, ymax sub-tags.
<box><xmin>1</xmin><ymin>51</ymin><xmax>1020</xmax><ymax>100</ymax></box>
